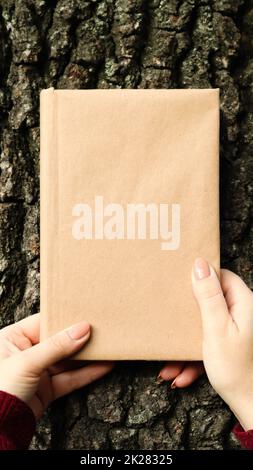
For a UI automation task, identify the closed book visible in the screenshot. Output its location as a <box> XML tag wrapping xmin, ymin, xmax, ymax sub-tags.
<box><xmin>40</xmin><ymin>88</ymin><xmax>220</xmax><ymax>360</ymax></box>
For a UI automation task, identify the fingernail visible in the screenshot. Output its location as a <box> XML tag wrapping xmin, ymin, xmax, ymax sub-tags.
<box><xmin>67</xmin><ymin>321</ymin><xmax>90</xmax><ymax>340</ymax></box>
<box><xmin>171</xmin><ymin>379</ymin><xmax>177</xmax><ymax>389</ymax></box>
<box><xmin>193</xmin><ymin>257</ymin><xmax>211</xmax><ymax>280</ymax></box>
<box><xmin>156</xmin><ymin>373</ymin><xmax>164</xmax><ymax>385</ymax></box>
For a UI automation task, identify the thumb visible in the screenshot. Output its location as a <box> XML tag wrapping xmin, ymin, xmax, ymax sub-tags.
<box><xmin>191</xmin><ymin>258</ymin><xmax>229</xmax><ymax>337</ymax></box>
<box><xmin>21</xmin><ymin>321</ymin><xmax>91</xmax><ymax>374</ymax></box>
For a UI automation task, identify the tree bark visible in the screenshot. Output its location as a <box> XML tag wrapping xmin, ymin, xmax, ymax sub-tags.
<box><xmin>0</xmin><ymin>0</ymin><xmax>252</xmax><ymax>450</ymax></box>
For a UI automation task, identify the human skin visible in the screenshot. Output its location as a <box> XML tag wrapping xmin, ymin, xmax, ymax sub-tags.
<box><xmin>159</xmin><ymin>258</ymin><xmax>253</xmax><ymax>431</ymax></box>
<box><xmin>0</xmin><ymin>316</ymin><xmax>114</xmax><ymax>419</ymax></box>
<box><xmin>0</xmin><ymin>258</ymin><xmax>252</xmax><ymax>431</ymax></box>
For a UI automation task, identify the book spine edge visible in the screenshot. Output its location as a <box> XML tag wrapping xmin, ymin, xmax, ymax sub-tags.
<box><xmin>40</xmin><ymin>87</ymin><xmax>56</xmax><ymax>341</ymax></box>
<box><xmin>216</xmin><ymin>89</ymin><xmax>221</xmax><ymax>275</ymax></box>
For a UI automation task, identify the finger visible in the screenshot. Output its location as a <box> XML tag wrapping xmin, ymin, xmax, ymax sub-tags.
<box><xmin>157</xmin><ymin>361</ymin><xmax>185</xmax><ymax>382</ymax></box>
<box><xmin>21</xmin><ymin>321</ymin><xmax>91</xmax><ymax>374</ymax></box>
<box><xmin>191</xmin><ymin>258</ymin><xmax>229</xmax><ymax>337</ymax></box>
<box><xmin>51</xmin><ymin>362</ymin><xmax>115</xmax><ymax>399</ymax></box>
<box><xmin>49</xmin><ymin>359</ymin><xmax>87</xmax><ymax>376</ymax></box>
<box><xmin>17</xmin><ymin>313</ymin><xmax>40</xmax><ymax>344</ymax></box>
<box><xmin>221</xmin><ymin>269</ymin><xmax>253</xmax><ymax>314</ymax></box>
<box><xmin>0</xmin><ymin>314</ymin><xmax>40</xmax><ymax>346</ymax></box>
<box><xmin>171</xmin><ymin>362</ymin><xmax>204</xmax><ymax>388</ymax></box>
<box><xmin>49</xmin><ymin>359</ymin><xmax>102</xmax><ymax>376</ymax></box>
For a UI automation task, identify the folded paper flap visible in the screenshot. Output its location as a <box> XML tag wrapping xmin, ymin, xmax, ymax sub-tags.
<box><xmin>40</xmin><ymin>88</ymin><xmax>220</xmax><ymax>360</ymax></box>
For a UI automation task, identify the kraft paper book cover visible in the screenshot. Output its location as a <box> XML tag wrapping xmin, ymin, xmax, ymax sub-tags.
<box><xmin>40</xmin><ymin>88</ymin><xmax>220</xmax><ymax>360</ymax></box>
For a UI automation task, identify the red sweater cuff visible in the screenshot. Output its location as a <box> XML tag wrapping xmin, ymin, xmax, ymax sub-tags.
<box><xmin>233</xmin><ymin>422</ymin><xmax>253</xmax><ymax>450</ymax></box>
<box><xmin>0</xmin><ymin>390</ymin><xmax>36</xmax><ymax>450</ymax></box>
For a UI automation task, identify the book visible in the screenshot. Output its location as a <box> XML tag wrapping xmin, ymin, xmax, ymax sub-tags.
<box><xmin>40</xmin><ymin>88</ymin><xmax>220</xmax><ymax>360</ymax></box>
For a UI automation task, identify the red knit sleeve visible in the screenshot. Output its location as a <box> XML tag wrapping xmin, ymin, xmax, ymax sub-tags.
<box><xmin>233</xmin><ymin>423</ymin><xmax>253</xmax><ymax>450</ymax></box>
<box><xmin>0</xmin><ymin>390</ymin><xmax>36</xmax><ymax>450</ymax></box>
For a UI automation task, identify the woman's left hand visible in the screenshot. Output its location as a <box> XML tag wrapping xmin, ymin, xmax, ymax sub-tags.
<box><xmin>0</xmin><ymin>314</ymin><xmax>114</xmax><ymax>419</ymax></box>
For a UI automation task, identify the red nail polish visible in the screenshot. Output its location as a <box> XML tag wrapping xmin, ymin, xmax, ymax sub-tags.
<box><xmin>156</xmin><ymin>373</ymin><xmax>164</xmax><ymax>384</ymax></box>
<box><xmin>171</xmin><ymin>379</ymin><xmax>177</xmax><ymax>389</ymax></box>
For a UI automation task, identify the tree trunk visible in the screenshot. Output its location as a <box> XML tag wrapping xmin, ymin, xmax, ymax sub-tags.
<box><xmin>0</xmin><ymin>0</ymin><xmax>252</xmax><ymax>450</ymax></box>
